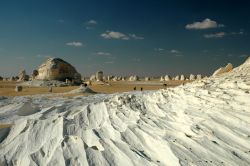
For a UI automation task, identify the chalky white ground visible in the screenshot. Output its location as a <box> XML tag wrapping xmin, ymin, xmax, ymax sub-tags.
<box><xmin>0</xmin><ymin>59</ymin><xmax>250</xmax><ymax>166</ymax></box>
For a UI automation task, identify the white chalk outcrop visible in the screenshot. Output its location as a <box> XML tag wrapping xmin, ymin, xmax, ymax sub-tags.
<box><xmin>129</xmin><ymin>75</ymin><xmax>139</xmax><ymax>81</ymax></box>
<box><xmin>0</xmin><ymin>58</ymin><xmax>250</xmax><ymax>165</ymax></box>
<box><xmin>164</xmin><ymin>75</ymin><xmax>171</xmax><ymax>81</ymax></box>
<box><xmin>35</xmin><ymin>58</ymin><xmax>81</xmax><ymax>83</ymax></box>
<box><xmin>212</xmin><ymin>63</ymin><xmax>233</xmax><ymax>76</ymax></box>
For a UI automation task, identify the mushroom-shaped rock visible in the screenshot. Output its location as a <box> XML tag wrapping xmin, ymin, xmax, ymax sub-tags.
<box><xmin>35</xmin><ymin>58</ymin><xmax>81</xmax><ymax>82</ymax></box>
<box><xmin>212</xmin><ymin>63</ymin><xmax>233</xmax><ymax>76</ymax></box>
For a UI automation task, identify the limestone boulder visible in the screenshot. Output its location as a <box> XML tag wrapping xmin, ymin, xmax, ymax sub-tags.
<box><xmin>129</xmin><ymin>75</ymin><xmax>139</xmax><ymax>81</ymax></box>
<box><xmin>189</xmin><ymin>74</ymin><xmax>195</xmax><ymax>80</ymax></box>
<box><xmin>164</xmin><ymin>75</ymin><xmax>171</xmax><ymax>81</ymax></box>
<box><xmin>180</xmin><ymin>75</ymin><xmax>185</xmax><ymax>81</ymax></box>
<box><xmin>212</xmin><ymin>63</ymin><xmax>233</xmax><ymax>76</ymax></box>
<box><xmin>196</xmin><ymin>74</ymin><xmax>202</xmax><ymax>80</ymax></box>
<box><xmin>96</xmin><ymin>71</ymin><xmax>104</xmax><ymax>81</ymax></box>
<box><xmin>17</xmin><ymin>70</ymin><xmax>29</xmax><ymax>82</ymax></box>
<box><xmin>35</xmin><ymin>58</ymin><xmax>81</xmax><ymax>83</ymax></box>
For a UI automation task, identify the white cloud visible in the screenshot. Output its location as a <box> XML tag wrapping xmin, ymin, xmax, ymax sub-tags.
<box><xmin>101</xmin><ymin>31</ymin><xmax>130</xmax><ymax>40</ymax></box>
<box><xmin>185</xmin><ymin>18</ymin><xmax>224</xmax><ymax>30</ymax></box>
<box><xmin>129</xmin><ymin>34</ymin><xmax>144</xmax><ymax>40</ymax></box>
<box><xmin>154</xmin><ymin>48</ymin><xmax>165</xmax><ymax>51</ymax></box>
<box><xmin>36</xmin><ymin>54</ymin><xmax>52</xmax><ymax>58</ymax></box>
<box><xmin>86</xmin><ymin>20</ymin><xmax>98</xmax><ymax>25</ymax></box>
<box><xmin>66</xmin><ymin>41</ymin><xmax>83</xmax><ymax>47</ymax></box>
<box><xmin>231</xmin><ymin>29</ymin><xmax>244</xmax><ymax>35</ymax></box>
<box><xmin>204</xmin><ymin>32</ymin><xmax>226</xmax><ymax>38</ymax></box>
<box><xmin>95</xmin><ymin>52</ymin><xmax>112</xmax><ymax>56</ymax></box>
<box><xmin>170</xmin><ymin>49</ymin><xmax>180</xmax><ymax>53</ymax></box>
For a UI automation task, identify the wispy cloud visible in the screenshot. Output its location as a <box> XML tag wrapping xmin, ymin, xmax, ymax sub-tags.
<box><xmin>154</xmin><ymin>48</ymin><xmax>165</xmax><ymax>52</ymax></box>
<box><xmin>186</xmin><ymin>18</ymin><xmax>224</xmax><ymax>30</ymax></box>
<box><xmin>86</xmin><ymin>20</ymin><xmax>98</xmax><ymax>25</ymax></box>
<box><xmin>66</xmin><ymin>41</ymin><xmax>84</xmax><ymax>47</ymax></box>
<box><xmin>36</xmin><ymin>54</ymin><xmax>52</xmax><ymax>58</ymax></box>
<box><xmin>101</xmin><ymin>31</ymin><xmax>130</xmax><ymax>40</ymax></box>
<box><xmin>170</xmin><ymin>49</ymin><xmax>180</xmax><ymax>54</ymax></box>
<box><xmin>204</xmin><ymin>32</ymin><xmax>226</xmax><ymax>38</ymax></box>
<box><xmin>95</xmin><ymin>52</ymin><xmax>112</xmax><ymax>56</ymax></box>
<box><xmin>129</xmin><ymin>34</ymin><xmax>144</xmax><ymax>40</ymax></box>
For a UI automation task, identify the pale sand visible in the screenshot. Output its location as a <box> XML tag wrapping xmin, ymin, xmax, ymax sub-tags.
<box><xmin>0</xmin><ymin>80</ymin><xmax>190</xmax><ymax>97</ymax></box>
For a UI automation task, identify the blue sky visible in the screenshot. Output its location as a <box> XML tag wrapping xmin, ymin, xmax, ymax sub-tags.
<box><xmin>0</xmin><ymin>0</ymin><xmax>250</xmax><ymax>76</ymax></box>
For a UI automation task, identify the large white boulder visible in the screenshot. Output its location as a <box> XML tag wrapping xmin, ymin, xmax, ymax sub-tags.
<box><xmin>35</xmin><ymin>58</ymin><xmax>81</xmax><ymax>83</ymax></box>
<box><xmin>96</xmin><ymin>71</ymin><xmax>104</xmax><ymax>81</ymax></box>
<box><xmin>164</xmin><ymin>75</ymin><xmax>171</xmax><ymax>81</ymax></box>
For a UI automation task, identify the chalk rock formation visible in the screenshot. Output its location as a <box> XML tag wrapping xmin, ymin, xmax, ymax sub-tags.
<box><xmin>129</xmin><ymin>75</ymin><xmax>139</xmax><ymax>81</ymax></box>
<box><xmin>212</xmin><ymin>63</ymin><xmax>233</xmax><ymax>76</ymax></box>
<box><xmin>35</xmin><ymin>58</ymin><xmax>81</xmax><ymax>83</ymax></box>
<box><xmin>196</xmin><ymin>74</ymin><xmax>202</xmax><ymax>80</ymax></box>
<box><xmin>180</xmin><ymin>75</ymin><xmax>185</xmax><ymax>81</ymax></box>
<box><xmin>189</xmin><ymin>74</ymin><xmax>195</xmax><ymax>80</ymax></box>
<box><xmin>164</xmin><ymin>75</ymin><xmax>171</xmax><ymax>81</ymax></box>
<box><xmin>17</xmin><ymin>70</ymin><xmax>29</xmax><ymax>82</ymax></box>
<box><xmin>160</xmin><ymin>76</ymin><xmax>165</xmax><ymax>81</ymax></box>
<box><xmin>96</xmin><ymin>71</ymin><xmax>104</xmax><ymax>81</ymax></box>
<box><xmin>145</xmin><ymin>77</ymin><xmax>150</xmax><ymax>81</ymax></box>
<box><xmin>89</xmin><ymin>75</ymin><xmax>96</xmax><ymax>81</ymax></box>
<box><xmin>31</xmin><ymin>70</ymin><xmax>39</xmax><ymax>80</ymax></box>
<box><xmin>174</xmin><ymin>75</ymin><xmax>180</xmax><ymax>80</ymax></box>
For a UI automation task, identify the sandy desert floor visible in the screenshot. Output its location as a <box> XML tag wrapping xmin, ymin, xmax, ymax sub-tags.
<box><xmin>0</xmin><ymin>80</ymin><xmax>190</xmax><ymax>97</ymax></box>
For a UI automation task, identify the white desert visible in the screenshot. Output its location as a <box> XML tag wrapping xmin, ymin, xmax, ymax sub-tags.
<box><xmin>0</xmin><ymin>57</ymin><xmax>249</xmax><ymax>165</ymax></box>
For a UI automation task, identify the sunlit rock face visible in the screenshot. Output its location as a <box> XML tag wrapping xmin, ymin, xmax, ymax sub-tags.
<box><xmin>212</xmin><ymin>63</ymin><xmax>233</xmax><ymax>76</ymax></box>
<box><xmin>35</xmin><ymin>58</ymin><xmax>81</xmax><ymax>82</ymax></box>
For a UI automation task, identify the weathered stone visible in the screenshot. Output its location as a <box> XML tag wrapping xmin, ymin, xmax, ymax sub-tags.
<box><xmin>174</xmin><ymin>75</ymin><xmax>180</xmax><ymax>80</ymax></box>
<box><xmin>129</xmin><ymin>75</ymin><xmax>139</xmax><ymax>81</ymax></box>
<box><xmin>145</xmin><ymin>77</ymin><xmax>150</xmax><ymax>81</ymax></box>
<box><xmin>160</xmin><ymin>76</ymin><xmax>165</xmax><ymax>81</ymax></box>
<box><xmin>96</xmin><ymin>71</ymin><xmax>103</xmax><ymax>81</ymax></box>
<box><xmin>212</xmin><ymin>63</ymin><xmax>233</xmax><ymax>76</ymax></box>
<box><xmin>90</xmin><ymin>75</ymin><xmax>96</xmax><ymax>81</ymax></box>
<box><xmin>17</xmin><ymin>70</ymin><xmax>29</xmax><ymax>82</ymax></box>
<box><xmin>35</xmin><ymin>58</ymin><xmax>81</xmax><ymax>83</ymax></box>
<box><xmin>189</xmin><ymin>74</ymin><xmax>195</xmax><ymax>80</ymax></box>
<box><xmin>164</xmin><ymin>75</ymin><xmax>171</xmax><ymax>81</ymax></box>
<box><xmin>15</xmin><ymin>86</ymin><xmax>23</xmax><ymax>92</ymax></box>
<box><xmin>180</xmin><ymin>75</ymin><xmax>185</xmax><ymax>81</ymax></box>
<box><xmin>197</xmin><ymin>74</ymin><xmax>202</xmax><ymax>79</ymax></box>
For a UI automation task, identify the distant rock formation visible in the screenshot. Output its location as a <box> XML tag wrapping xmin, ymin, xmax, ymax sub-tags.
<box><xmin>90</xmin><ymin>75</ymin><xmax>96</xmax><ymax>81</ymax></box>
<box><xmin>164</xmin><ymin>75</ymin><xmax>171</xmax><ymax>81</ymax></box>
<box><xmin>189</xmin><ymin>74</ymin><xmax>195</xmax><ymax>80</ymax></box>
<box><xmin>196</xmin><ymin>74</ymin><xmax>202</xmax><ymax>80</ymax></box>
<box><xmin>35</xmin><ymin>58</ymin><xmax>81</xmax><ymax>84</ymax></box>
<box><xmin>96</xmin><ymin>71</ymin><xmax>104</xmax><ymax>81</ymax></box>
<box><xmin>174</xmin><ymin>75</ymin><xmax>180</xmax><ymax>81</ymax></box>
<box><xmin>180</xmin><ymin>75</ymin><xmax>185</xmax><ymax>81</ymax></box>
<box><xmin>129</xmin><ymin>75</ymin><xmax>139</xmax><ymax>81</ymax></box>
<box><xmin>17</xmin><ymin>70</ymin><xmax>29</xmax><ymax>82</ymax></box>
<box><xmin>31</xmin><ymin>70</ymin><xmax>39</xmax><ymax>80</ymax></box>
<box><xmin>160</xmin><ymin>76</ymin><xmax>164</xmax><ymax>81</ymax></box>
<box><xmin>212</xmin><ymin>63</ymin><xmax>233</xmax><ymax>76</ymax></box>
<box><xmin>145</xmin><ymin>77</ymin><xmax>150</xmax><ymax>81</ymax></box>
